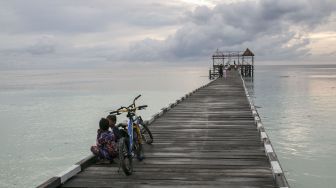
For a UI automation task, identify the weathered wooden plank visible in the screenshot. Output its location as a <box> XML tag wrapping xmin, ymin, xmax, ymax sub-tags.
<box><xmin>62</xmin><ymin>179</ymin><xmax>275</xmax><ymax>188</ymax></box>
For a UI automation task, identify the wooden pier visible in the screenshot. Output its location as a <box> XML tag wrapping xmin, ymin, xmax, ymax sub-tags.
<box><xmin>209</xmin><ymin>48</ymin><xmax>255</xmax><ymax>79</ymax></box>
<box><xmin>38</xmin><ymin>71</ymin><xmax>288</xmax><ymax>188</ymax></box>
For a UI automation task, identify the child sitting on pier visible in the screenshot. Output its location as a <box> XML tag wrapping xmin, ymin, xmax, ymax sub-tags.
<box><xmin>106</xmin><ymin>115</ymin><xmax>121</xmax><ymax>141</ymax></box>
<box><xmin>90</xmin><ymin>118</ymin><xmax>118</xmax><ymax>162</ymax></box>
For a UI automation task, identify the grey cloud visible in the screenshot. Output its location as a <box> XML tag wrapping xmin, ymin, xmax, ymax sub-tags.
<box><xmin>125</xmin><ymin>0</ymin><xmax>336</xmax><ymax>61</ymax></box>
<box><xmin>1</xmin><ymin>35</ymin><xmax>57</xmax><ymax>55</ymax></box>
<box><xmin>127</xmin><ymin>38</ymin><xmax>165</xmax><ymax>61</ymax></box>
<box><xmin>0</xmin><ymin>0</ymin><xmax>335</xmax><ymax>70</ymax></box>
<box><xmin>0</xmin><ymin>0</ymin><xmax>187</xmax><ymax>69</ymax></box>
<box><xmin>0</xmin><ymin>0</ymin><xmax>183</xmax><ymax>34</ymax></box>
<box><xmin>26</xmin><ymin>36</ymin><xmax>57</xmax><ymax>55</ymax></box>
<box><xmin>125</xmin><ymin>2</ymin><xmax>184</xmax><ymax>27</ymax></box>
<box><xmin>26</xmin><ymin>44</ymin><xmax>55</xmax><ymax>55</ymax></box>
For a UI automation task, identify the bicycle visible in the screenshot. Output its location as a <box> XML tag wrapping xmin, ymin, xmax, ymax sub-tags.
<box><xmin>138</xmin><ymin>115</ymin><xmax>154</xmax><ymax>145</ymax></box>
<box><xmin>110</xmin><ymin>95</ymin><xmax>152</xmax><ymax>175</ymax></box>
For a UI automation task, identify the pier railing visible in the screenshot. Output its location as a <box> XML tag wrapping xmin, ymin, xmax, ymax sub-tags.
<box><xmin>240</xmin><ymin>74</ymin><xmax>290</xmax><ymax>187</ymax></box>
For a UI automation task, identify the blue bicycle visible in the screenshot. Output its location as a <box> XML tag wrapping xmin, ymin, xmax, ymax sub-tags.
<box><xmin>110</xmin><ymin>95</ymin><xmax>148</xmax><ymax>175</ymax></box>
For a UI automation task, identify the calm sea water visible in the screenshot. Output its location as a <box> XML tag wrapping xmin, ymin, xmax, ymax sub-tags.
<box><xmin>0</xmin><ymin>67</ymin><xmax>209</xmax><ymax>187</ymax></box>
<box><xmin>0</xmin><ymin>65</ymin><xmax>335</xmax><ymax>187</ymax></box>
<box><xmin>246</xmin><ymin>64</ymin><xmax>336</xmax><ymax>188</ymax></box>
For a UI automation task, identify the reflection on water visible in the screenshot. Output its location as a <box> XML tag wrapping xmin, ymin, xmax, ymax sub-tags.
<box><xmin>310</xmin><ymin>75</ymin><xmax>336</xmax><ymax>78</ymax></box>
<box><xmin>245</xmin><ymin>65</ymin><xmax>336</xmax><ymax>188</ymax></box>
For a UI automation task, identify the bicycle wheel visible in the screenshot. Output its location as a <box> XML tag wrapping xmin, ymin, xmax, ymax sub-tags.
<box><xmin>133</xmin><ymin>133</ymin><xmax>145</xmax><ymax>161</ymax></box>
<box><xmin>141</xmin><ymin>124</ymin><xmax>153</xmax><ymax>144</ymax></box>
<box><xmin>118</xmin><ymin>137</ymin><xmax>133</xmax><ymax>175</ymax></box>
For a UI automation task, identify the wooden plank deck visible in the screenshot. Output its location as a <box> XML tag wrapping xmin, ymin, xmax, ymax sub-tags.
<box><xmin>61</xmin><ymin>72</ymin><xmax>276</xmax><ymax>188</ymax></box>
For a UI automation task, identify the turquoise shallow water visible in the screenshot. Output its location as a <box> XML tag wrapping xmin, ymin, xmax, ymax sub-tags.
<box><xmin>0</xmin><ymin>65</ymin><xmax>335</xmax><ymax>187</ymax></box>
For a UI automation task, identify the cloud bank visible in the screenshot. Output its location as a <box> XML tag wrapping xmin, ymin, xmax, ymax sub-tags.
<box><xmin>127</xmin><ymin>0</ymin><xmax>336</xmax><ymax>61</ymax></box>
<box><xmin>0</xmin><ymin>0</ymin><xmax>335</xmax><ymax>69</ymax></box>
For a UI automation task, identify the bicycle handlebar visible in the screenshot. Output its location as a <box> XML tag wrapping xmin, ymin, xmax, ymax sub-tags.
<box><xmin>109</xmin><ymin>95</ymin><xmax>147</xmax><ymax>115</ymax></box>
<box><xmin>138</xmin><ymin>105</ymin><xmax>148</xmax><ymax>109</ymax></box>
<box><xmin>110</xmin><ymin>104</ymin><xmax>147</xmax><ymax>115</ymax></box>
<box><xmin>134</xmin><ymin>94</ymin><xmax>141</xmax><ymax>101</ymax></box>
<box><xmin>133</xmin><ymin>94</ymin><xmax>141</xmax><ymax>105</ymax></box>
<box><xmin>109</xmin><ymin>110</ymin><xmax>119</xmax><ymax>115</ymax></box>
<box><xmin>110</xmin><ymin>106</ymin><xmax>126</xmax><ymax>115</ymax></box>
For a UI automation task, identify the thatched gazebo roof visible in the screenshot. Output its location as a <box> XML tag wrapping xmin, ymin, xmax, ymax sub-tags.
<box><xmin>242</xmin><ymin>48</ymin><xmax>254</xmax><ymax>56</ymax></box>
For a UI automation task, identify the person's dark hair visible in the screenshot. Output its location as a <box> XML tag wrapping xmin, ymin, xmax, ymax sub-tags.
<box><xmin>99</xmin><ymin>118</ymin><xmax>109</xmax><ymax>131</ymax></box>
<box><xmin>106</xmin><ymin>115</ymin><xmax>117</xmax><ymax>123</ymax></box>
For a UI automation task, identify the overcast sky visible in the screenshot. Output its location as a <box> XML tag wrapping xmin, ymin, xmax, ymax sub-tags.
<box><xmin>0</xmin><ymin>0</ymin><xmax>335</xmax><ymax>69</ymax></box>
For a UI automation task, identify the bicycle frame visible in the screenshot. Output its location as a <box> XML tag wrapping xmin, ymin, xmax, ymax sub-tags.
<box><xmin>110</xmin><ymin>94</ymin><xmax>147</xmax><ymax>156</ymax></box>
<box><xmin>110</xmin><ymin>95</ymin><xmax>148</xmax><ymax>175</ymax></box>
<box><xmin>127</xmin><ymin>116</ymin><xmax>134</xmax><ymax>153</ymax></box>
<box><xmin>127</xmin><ymin>113</ymin><xmax>143</xmax><ymax>153</ymax></box>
